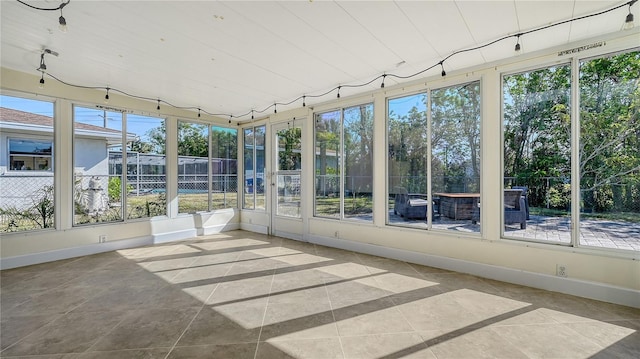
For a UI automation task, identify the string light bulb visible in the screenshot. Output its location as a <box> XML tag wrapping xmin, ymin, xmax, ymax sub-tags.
<box><xmin>198</xmin><ymin>108</ymin><xmax>201</xmax><ymax>117</ymax></box>
<box><xmin>228</xmin><ymin>116</ymin><xmax>232</xmax><ymax>124</ymax></box>
<box><xmin>274</xmin><ymin>104</ymin><xmax>277</xmax><ymax>114</ymax></box>
<box><xmin>337</xmin><ymin>86</ymin><xmax>341</xmax><ymax>98</ymax></box>
<box><xmin>58</xmin><ymin>1</ymin><xmax>68</xmax><ymax>33</ymax></box>
<box><xmin>251</xmin><ymin>110</ymin><xmax>254</xmax><ymax>120</ymax></box>
<box><xmin>104</xmin><ymin>88</ymin><xmax>110</xmax><ymax>104</ymax></box>
<box><xmin>515</xmin><ymin>34</ymin><xmax>522</xmax><ymax>52</ymax></box>
<box><xmin>39</xmin><ymin>72</ymin><xmax>45</xmax><ymax>89</ymax></box>
<box><xmin>625</xmin><ymin>0</ymin><xmax>636</xmax><ymax>29</ymax></box>
<box><xmin>440</xmin><ymin>62</ymin><xmax>446</xmax><ymax>77</ymax></box>
<box><xmin>302</xmin><ymin>95</ymin><xmax>306</xmax><ymax>107</ymax></box>
<box><xmin>157</xmin><ymin>99</ymin><xmax>161</xmax><ymax>111</ymax></box>
<box><xmin>381</xmin><ymin>74</ymin><xmax>386</xmax><ymax>88</ymax></box>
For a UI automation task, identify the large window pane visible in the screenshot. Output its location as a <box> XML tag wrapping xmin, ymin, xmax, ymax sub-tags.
<box><xmin>125</xmin><ymin>114</ymin><xmax>166</xmax><ymax>219</ymax></box>
<box><xmin>579</xmin><ymin>50</ymin><xmax>640</xmax><ymax>251</ymax></box>
<box><xmin>0</xmin><ymin>95</ymin><xmax>55</xmax><ymax>232</ymax></box>
<box><xmin>177</xmin><ymin>121</ymin><xmax>209</xmax><ymax>213</ymax></box>
<box><xmin>74</xmin><ymin>107</ymin><xmax>124</xmax><ymax>224</ymax></box>
<box><xmin>503</xmin><ymin>65</ymin><xmax>571</xmax><ymax>243</ymax></box>
<box><xmin>388</xmin><ymin>93</ymin><xmax>428</xmax><ymax>228</ymax></box>
<box><xmin>243</xmin><ymin>125</ymin><xmax>265</xmax><ymax>210</ymax></box>
<box><xmin>211</xmin><ymin>126</ymin><xmax>238</xmax><ymax>210</ymax></box>
<box><xmin>275</xmin><ymin>126</ymin><xmax>302</xmax><ymax>218</ymax></box>
<box><xmin>343</xmin><ymin>104</ymin><xmax>374</xmax><ymax>221</ymax></box>
<box><xmin>315</xmin><ymin>110</ymin><xmax>341</xmax><ymax>218</ymax></box>
<box><xmin>431</xmin><ymin>82</ymin><xmax>481</xmax><ymax>233</ymax></box>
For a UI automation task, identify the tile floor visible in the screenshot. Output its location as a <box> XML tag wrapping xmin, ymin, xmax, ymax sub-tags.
<box><xmin>1</xmin><ymin>230</ymin><xmax>639</xmax><ymax>358</ymax></box>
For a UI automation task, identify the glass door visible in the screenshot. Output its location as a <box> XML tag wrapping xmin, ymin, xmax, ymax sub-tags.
<box><xmin>271</xmin><ymin>121</ymin><xmax>303</xmax><ymax>238</ymax></box>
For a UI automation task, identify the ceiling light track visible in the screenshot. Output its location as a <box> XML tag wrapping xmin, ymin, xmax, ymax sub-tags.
<box><xmin>34</xmin><ymin>0</ymin><xmax>637</xmax><ymax>122</ymax></box>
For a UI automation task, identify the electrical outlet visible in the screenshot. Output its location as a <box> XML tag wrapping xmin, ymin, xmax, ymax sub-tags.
<box><xmin>99</xmin><ymin>234</ymin><xmax>107</xmax><ymax>243</ymax></box>
<box><xmin>556</xmin><ymin>264</ymin><xmax>568</xmax><ymax>277</ymax></box>
<box><xmin>334</xmin><ymin>231</ymin><xmax>339</xmax><ymax>238</ymax></box>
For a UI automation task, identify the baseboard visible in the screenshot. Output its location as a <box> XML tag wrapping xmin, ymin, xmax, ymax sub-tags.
<box><xmin>307</xmin><ymin>234</ymin><xmax>640</xmax><ymax>308</ymax></box>
<box><xmin>152</xmin><ymin>229</ymin><xmax>197</xmax><ymax>244</ymax></box>
<box><xmin>240</xmin><ymin>222</ymin><xmax>268</xmax><ymax>234</ymax></box>
<box><xmin>201</xmin><ymin>222</ymin><xmax>240</xmax><ymax>235</ymax></box>
<box><xmin>273</xmin><ymin>230</ymin><xmax>303</xmax><ymax>241</ymax></box>
<box><xmin>0</xmin><ymin>236</ymin><xmax>153</xmax><ymax>270</ymax></box>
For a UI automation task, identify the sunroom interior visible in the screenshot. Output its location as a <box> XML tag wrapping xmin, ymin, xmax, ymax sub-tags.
<box><xmin>1</xmin><ymin>0</ymin><xmax>639</xmax><ymax>316</ymax></box>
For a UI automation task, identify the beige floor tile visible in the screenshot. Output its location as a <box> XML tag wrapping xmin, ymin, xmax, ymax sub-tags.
<box><xmin>564</xmin><ymin>320</ymin><xmax>640</xmax><ymax>358</ymax></box>
<box><xmin>423</xmin><ymin>327</ymin><xmax>528</xmax><ymax>359</ymax></box>
<box><xmin>212</xmin><ymin>298</ymin><xmax>270</xmax><ymax>330</ymax></box>
<box><xmin>206</xmin><ymin>275</ymin><xmax>273</xmax><ymax>305</ymax></box>
<box><xmin>333</xmin><ymin>299</ymin><xmax>414</xmax><ymax>336</ymax></box>
<box><xmin>70</xmin><ymin>348</ymin><xmax>171</xmax><ymax>359</ymax></box>
<box><xmin>341</xmin><ymin>333</ymin><xmax>435</xmax><ymax>359</ymax></box>
<box><xmin>491</xmin><ymin>323</ymin><xmax>607</xmax><ymax>358</ymax></box>
<box><xmin>395</xmin><ymin>291</ymin><xmax>485</xmax><ymax>331</ymax></box>
<box><xmin>260</xmin><ymin>301</ymin><xmax>338</xmax><ymax>341</ymax></box>
<box><xmin>167</xmin><ymin>343</ymin><xmax>257</xmax><ymax>359</ymax></box>
<box><xmin>177</xmin><ymin>305</ymin><xmax>263</xmax><ymax>346</ymax></box>
<box><xmin>2</xmin><ymin>310</ymin><xmax>128</xmax><ymax>356</ymax></box>
<box><xmin>90</xmin><ymin>308</ymin><xmax>198</xmax><ymax>351</ymax></box>
<box><xmin>0</xmin><ymin>313</ymin><xmax>61</xmax><ymax>350</ymax></box>
<box><xmin>256</xmin><ymin>338</ymin><xmax>343</xmax><ymax>359</ymax></box>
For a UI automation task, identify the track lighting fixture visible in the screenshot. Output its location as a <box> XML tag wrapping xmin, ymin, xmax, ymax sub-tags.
<box><xmin>625</xmin><ymin>0</ymin><xmax>637</xmax><ymax>29</ymax></box>
<box><xmin>337</xmin><ymin>86</ymin><xmax>341</xmax><ymax>98</ymax></box>
<box><xmin>104</xmin><ymin>88</ymin><xmax>110</xmax><ymax>103</ymax></box>
<box><xmin>440</xmin><ymin>62</ymin><xmax>446</xmax><ymax>77</ymax></box>
<box><xmin>515</xmin><ymin>34</ymin><xmax>522</xmax><ymax>52</ymax></box>
<box><xmin>39</xmin><ymin>72</ymin><xmax>45</xmax><ymax>89</ymax></box>
<box><xmin>157</xmin><ymin>99</ymin><xmax>161</xmax><ymax>110</ymax></box>
<box><xmin>381</xmin><ymin>74</ymin><xmax>386</xmax><ymax>88</ymax></box>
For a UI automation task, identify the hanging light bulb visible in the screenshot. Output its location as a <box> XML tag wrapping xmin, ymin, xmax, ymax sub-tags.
<box><xmin>39</xmin><ymin>72</ymin><xmax>45</xmax><ymax>89</ymax></box>
<box><xmin>380</xmin><ymin>74</ymin><xmax>386</xmax><ymax>88</ymax></box>
<box><xmin>625</xmin><ymin>1</ymin><xmax>636</xmax><ymax>29</ymax></box>
<box><xmin>440</xmin><ymin>62</ymin><xmax>446</xmax><ymax>77</ymax></box>
<box><xmin>198</xmin><ymin>108</ymin><xmax>201</xmax><ymax>117</ymax></box>
<box><xmin>58</xmin><ymin>2</ymin><xmax>68</xmax><ymax>33</ymax></box>
<box><xmin>274</xmin><ymin>104</ymin><xmax>277</xmax><ymax>114</ymax></box>
<box><xmin>157</xmin><ymin>99</ymin><xmax>161</xmax><ymax>111</ymax></box>
<box><xmin>302</xmin><ymin>95</ymin><xmax>306</xmax><ymax>107</ymax></box>
<box><xmin>251</xmin><ymin>110</ymin><xmax>254</xmax><ymax>120</ymax></box>
<box><xmin>337</xmin><ymin>86</ymin><xmax>341</xmax><ymax>98</ymax></box>
<box><xmin>514</xmin><ymin>35</ymin><xmax>522</xmax><ymax>52</ymax></box>
<box><xmin>104</xmin><ymin>88</ymin><xmax>110</xmax><ymax>104</ymax></box>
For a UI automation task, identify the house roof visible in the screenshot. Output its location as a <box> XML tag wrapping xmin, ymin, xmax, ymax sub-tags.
<box><xmin>0</xmin><ymin>107</ymin><xmax>122</xmax><ymax>134</ymax></box>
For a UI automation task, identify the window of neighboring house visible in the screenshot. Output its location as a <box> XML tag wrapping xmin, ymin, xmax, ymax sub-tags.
<box><xmin>177</xmin><ymin>121</ymin><xmax>209</xmax><ymax>213</ymax></box>
<box><xmin>430</xmin><ymin>81</ymin><xmax>481</xmax><ymax>233</ymax></box>
<box><xmin>0</xmin><ymin>95</ymin><xmax>55</xmax><ymax>232</ymax></box>
<box><xmin>243</xmin><ymin>125</ymin><xmax>266</xmax><ymax>210</ymax></box>
<box><xmin>8</xmin><ymin>138</ymin><xmax>52</xmax><ymax>171</ymax></box>
<box><xmin>74</xmin><ymin>106</ymin><xmax>124</xmax><ymax>224</ymax></box>
<box><xmin>503</xmin><ymin>64</ymin><xmax>572</xmax><ymax>243</ymax></box>
<box><xmin>211</xmin><ymin>126</ymin><xmax>238</xmax><ymax>210</ymax></box>
<box><xmin>579</xmin><ymin>50</ymin><xmax>640</xmax><ymax>252</ymax></box>
<box><xmin>314</xmin><ymin>103</ymin><xmax>374</xmax><ymax>222</ymax></box>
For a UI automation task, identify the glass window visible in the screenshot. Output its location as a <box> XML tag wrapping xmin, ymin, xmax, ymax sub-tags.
<box><xmin>211</xmin><ymin>126</ymin><xmax>238</xmax><ymax>210</ymax></box>
<box><xmin>315</xmin><ymin>110</ymin><xmax>342</xmax><ymax>219</ymax></box>
<box><xmin>314</xmin><ymin>104</ymin><xmax>374</xmax><ymax>222</ymax></box>
<box><xmin>388</xmin><ymin>93</ymin><xmax>428</xmax><ymax>228</ymax></box>
<box><xmin>0</xmin><ymin>95</ymin><xmax>55</xmax><ymax>232</ymax></box>
<box><xmin>343</xmin><ymin>104</ymin><xmax>374</xmax><ymax>221</ymax></box>
<box><xmin>73</xmin><ymin>107</ymin><xmax>124</xmax><ymax>224</ymax></box>
<box><xmin>243</xmin><ymin>125</ymin><xmax>265</xmax><ymax>210</ymax></box>
<box><xmin>503</xmin><ymin>64</ymin><xmax>571</xmax><ymax>243</ymax></box>
<box><xmin>177</xmin><ymin>121</ymin><xmax>209</xmax><ymax>213</ymax></box>
<box><xmin>431</xmin><ymin>81</ymin><xmax>481</xmax><ymax>233</ymax></box>
<box><xmin>126</xmin><ymin>114</ymin><xmax>166</xmax><ymax>219</ymax></box>
<box><xmin>579</xmin><ymin>50</ymin><xmax>640</xmax><ymax>252</ymax></box>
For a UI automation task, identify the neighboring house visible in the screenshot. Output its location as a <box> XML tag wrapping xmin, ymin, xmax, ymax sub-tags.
<box><xmin>0</xmin><ymin>107</ymin><xmax>126</xmax><ymax>210</ymax></box>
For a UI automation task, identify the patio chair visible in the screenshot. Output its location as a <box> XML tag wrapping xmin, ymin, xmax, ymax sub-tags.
<box><xmin>511</xmin><ymin>186</ymin><xmax>530</xmax><ymax>220</ymax></box>
<box><xmin>504</xmin><ymin>188</ymin><xmax>527</xmax><ymax>229</ymax></box>
<box><xmin>471</xmin><ymin>188</ymin><xmax>527</xmax><ymax>229</ymax></box>
<box><xmin>393</xmin><ymin>187</ymin><xmax>428</xmax><ymax>220</ymax></box>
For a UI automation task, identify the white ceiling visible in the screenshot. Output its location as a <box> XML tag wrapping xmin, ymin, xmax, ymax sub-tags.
<box><xmin>1</xmin><ymin>1</ymin><xmax>636</xmax><ymax>120</ymax></box>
